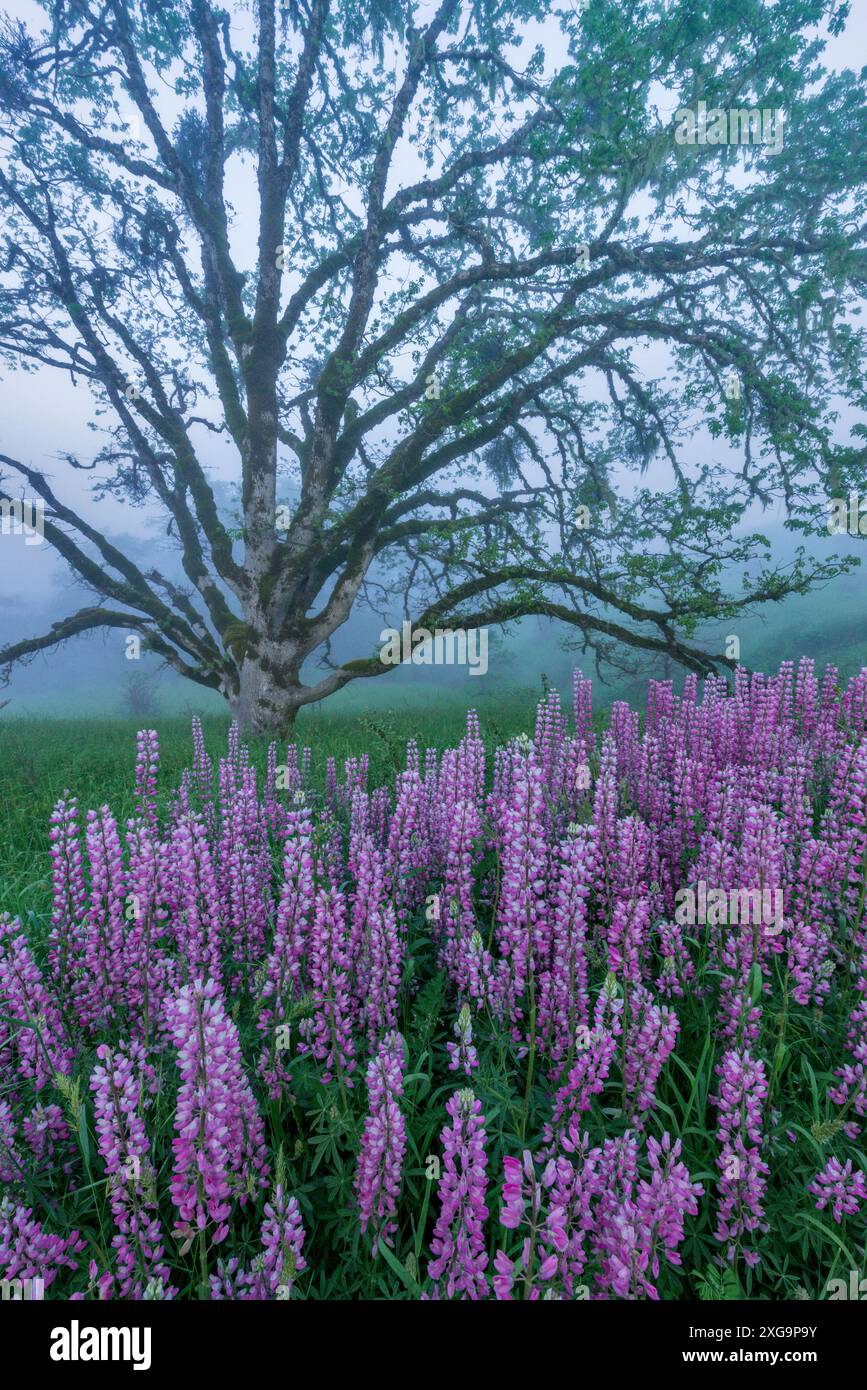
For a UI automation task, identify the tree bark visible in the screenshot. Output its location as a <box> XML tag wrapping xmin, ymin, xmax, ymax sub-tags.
<box><xmin>228</xmin><ymin>646</ymin><xmax>302</xmax><ymax>736</ymax></box>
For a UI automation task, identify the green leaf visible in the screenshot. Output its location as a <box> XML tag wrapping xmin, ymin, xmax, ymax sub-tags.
<box><xmin>377</xmin><ymin>1239</ymin><xmax>422</xmax><ymax>1296</ymax></box>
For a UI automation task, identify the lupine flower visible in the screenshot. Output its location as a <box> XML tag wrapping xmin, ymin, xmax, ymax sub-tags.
<box><xmin>255</xmin><ymin>1185</ymin><xmax>307</xmax><ymax>1298</ymax></box>
<box><xmin>0</xmin><ymin>1198</ymin><xmax>85</xmax><ymax>1292</ymax></box>
<box><xmin>634</xmin><ymin>1133</ymin><xmax>703</xmax><ymax>1285</ymax></box>
<box><xmin>0</xmin><ymin>1102</ymin><xmax>22</xmax><ymax>1183</ymax></box>
<box><xmin>22</xmin><ymin>1102</ymin><xmax>75</xmax><ymax>1178</ymax></box>
<box><xmin>592</xmin><ymin>1131</ymin><xmax>702</xmax><ymax>1299</ymax></box>
<box><xmin>355</xmin><ymin>1032</ymin><xmax>406</xmax><ymax>1253</ymax></box>
<box><xmin>209</xmin><ymin>1167</ymin><xmax>309</xmax><ymax>1305</ymax></box>
<box><xmin>552</xmin><ymin>979</ymin><xmax>622</xmax><ymax>1128</ymax></box>
<box><xmin>258</xmin><ymin>806</ymin><xmax>315</xmax><ymax>1097</ymax></box>
<box><xmin>352</xmin><ymin>834</ymin><xmax>403</xmax><ymax>1050</ymax></box>
<box><xmin>305</xmin><ymin>888</ymin><xmax>356</xmax><ymax>1087</ymax></box>
<box><xmin>47</xmin><ymin>795</ymin><xmax>88</xmax><ymax>1002</ymax></box>
<box><xmin>494</xmin><ymin>748</ymin><xmax>548</xmax><ymax>1027</ymax></box>
<box><xmin>133</xmin><ymin>729</ymin><xmax>160</xmax><ymax>838</ymax></box>
<box><xmin>713</xmin><ymin>1049</ymin><xmax>770</xmax><ymax>1267</ymax></box>
<box><xmin>493</xmin><ymin>1149</ymin><xmax>564</xmax><ymax>1300</ymax></box>
<box><xmin>546</xmin><ymin>1119</ymin><xmax>603</xmax><ymax>1296</ymax></box>
<box><xmin>622</xmin><ymin>986</ymin><xmax>679</xmax><ymax>1121</ymax></box>
<box><xmin>809</xmin><ymin>1157</ymin><xmax>867</xmax><ymax>1224</ymax></box>
<box><xmin>446</xmin><ymin>1004</ymin><xmax>478</xmax><ymax>1076</ymax></box>
<box><xmin>427</xmin><ymin>1089</ymin><xmax>489</xmax><ymax>1300</ymax></box>
<box><xmin>441</xmin><ymin>797</ymin><xmax>481</xmax><ymax>987</ymax></box>
<box><xmin>89</xmin><ymin>1040</ymin><xmax>175</xmax><ymax>1298</ymax></box>
<box><xmin>171</xmin><ymin>815</ymin><xmax>223</xmax><ymax>985</ymax></box>
<box><xmin>166</xmin><ymin>978</ymin><xmax>268</xmax><ymax>1248</ymax></box>
<box><xmin>0</xmin><ymin>914</ymin><xmax>73</xmax><ymax>1089</ymax></box>
<box><xmin>538</xmin><ymin>830</ymin><xmax>591</xmax><ymax>1063</ymax></box>
<box><xmin>74</xmin><ymin>807</ymin><xmax>127</xmax><ymax>1031</ymax></box>
<box><xmin>386</xmin><ymin>769</ymin><xmax>429</xmax><ymax>924</ymax></box>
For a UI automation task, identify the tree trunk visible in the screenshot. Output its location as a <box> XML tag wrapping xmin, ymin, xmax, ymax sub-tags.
<box><xmin>228</xmin><ymin>648</ymin><xmax>302</xmax><ymax>736</ymax></box>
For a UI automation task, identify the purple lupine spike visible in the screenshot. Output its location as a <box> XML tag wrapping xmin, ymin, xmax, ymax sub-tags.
<box><xmin>636</xmin><ymin>1133</ymin><xmax>703</xmax><ymax>1282</ymax></box>
<box><xmin>305</xmin><ymin>887</ymin><xmax>356</xmax><ymax>1088</ymax></box>
<box><xmin>809</xmin><ymin>1157</ymin><xmax>867</xmax><ymax>1224</ymax></box>
<box><xmin>166</xmin><ymin>977</ymin><xmax>269</xmax><ymax>1250</ymax></box>
<box><xmin>251</xmin><ymin>1183</ymin><xmax>307</xmax><ymax>1297</ymax></box>
<box><xmin>190</xmin><ymin>716</ymin><xmax>215</xmax><ymax>838</ymax></box>
<box><xmin>608</xmin><ymin>893</ymin><xmax>652</xmax><ymax>987</ymax></box>
<box><xmin>89</xmin><ymin>1039</ymin><xmax>175</xmax><ymax>1298</ymax></box>
<box><xmin>712</xmin><ymin>1049</ymin><xmax>770</xmax><ymax>1268</ymax></box>
<box><xmin>787</xmin><ymin>837</ymin><xmax>836</xmax><ymax>1008</ymax></box>
<box><xmin>589</xmin><ymin>1130</ymin><xmax>640</xmax><ymax>1296</ymax></box>
<box><xmin>494</xmin><ymin>746</ymin><xmax>548</xmax><ymax>1028</ymax></box>
<box><xmin>351</xmin><ymin>832</ymin><xmax>402</xmax><ymax>1048</ymax></box>
<box><xmin>355</xmin><ymin>1031</ymin><xmax>406</xmax><ymax>1253</ymax></box>
<box><xmin>460</xmin><ymin>709</ymin><xmax>486</xmax><ymax>808</ymax></box>
<box><xmin>547</xmin><ymin>1119</ymin><xmax>603</xmax><ymax>1296</ymax></box>
<box><xmin>219</xmin><ymin>768</ymin><xmax>269</xmax><ymax>996</ymax></box>
<box><xmin>446</xmin><ymin>1003</ymin><xmax>478</xmax><ymax>1076</ymax></box>
<box><xmin>464</xmin><ymin>928</ymin><xmax>498</xmax><ymax>1012</ymax></box>
<box><xmin>258</xmin><ymin>806</ymin><xmax>315</xmax><ymax>1099</ymax></box>
<box><xmin>171</xmin><ymin>814</ymin><xmax>223</xmax><ymax>985</ymax></box>
<box><xmin>264</xmin><ymin>740</ymin><xmax>283</xmax><ymax>839</ymax></box>
<box><xmin>534</xmin><ymin>688</ymin><xmax>568</xmax><ymax>808</ymax></box>
<box><xmin>442</xmin><ymin>797</ymin><xmax>481</xmax><ymax>988</ymax></box>
<box><xmin>363</xmin><ymin>900</ymin><xmax>402</xmax><ymax>1051</ymax></box>
<box><xmin>349</xmin><ymin>830</ymin><xmax>383</xmax><ymax>1003</ymax></box>
<box><xmin>828</xmin><ymin>959</ymin><xmax>867</xmax><ymax>1138</ymax></box>
<box><xmin>589</xmin><ymin>735</ymin><xmax>618</xmax><ymax>924</ymax></box>
<box><xmin>47</xmin><ymin>795</ymin><xmax>88</xmax><ymax>1003</ymax></box>
<box><xmin>386</xmin><ymin>767</ymin><xmax>430</xmax><ymax>925</ymax></box>
<box><xmin>133</xmin><ymin>729</ymin><xmax>160</xmax><ymax>838</ymax></box>
<box><xmin>369</xmin><ymin>786</ymin><xmax>390</xmax><ymax>844</ymax></box>
<box><xmin>493</xmin><ymin>1148</ymin><xmax>563</xmax><ymax>1300</ymax></box>
<box><xmin>572</xmin><ymin>670</ymin><xmax>594</xmax><ymax>748</ymax></box>
<box><xmin>74</xmin><ymin>806</ymin><xmax>127</xmax><ymax>1031</ymax></box>
<box><xmin>427</xmin><ymin>1088</ymin><xmax>489</xmax><ymax>1300</ymax></box>
<box><xmin>325</xmin><ymin>756</ymin><xmax>337</xmax><ymax>806</ymax></box>
<box><xmin>0</xmin><ymin>1198</ymin><xmax>85</xmax><ymax>1294</ymax></box>
<box><xmin>822</xmin><ymin>736</ymin><xmax>867</xmax><ymax>931</ymax></box>
<box><xmin>593</xmin><ymin>1131</ymin><xmax>702</xmax><ymax>1299</ymax></box>
<box><xmin>551</xmin><ymin>979</ymin><xmax>622</xmax><ymax>1129</ymax></box>
<box><xmin>654</xmin><ymin>916</ymin><xmax>696</xmax><ymax>998</ymax></box>
<box><xmin>318</xmin><ymin>807</ymin><xmax>345</xmax><ymax>888</ymax></box>
<box><xmin>0</xmin><ymin>914</ymin><xmax>73</xmax><ymax>1089</ymax></box>
<box><xmin>0</xmin><ymin>1102</ymin><xmax>21</xmax><ymax>1183</ymax></box>
<box><xmin>21</xmin><ymin>1102</ymin><xmax>75</xmax><ymax>1179</ymax></box>
<box><xmin>124</xmin><ymin>818</ymin><xmax>176</xmax><ymax>1042</ymax></box>
<box><xmin>212</xmin><ymin>1180</ymin><xmax>308</xmax><ymax>1301</ymax></box>
<box><xmin>537</xmin><ymin>829</ymin><xmax>591</xmax><ymax>1064</ymax></box>
<box><xmin>622</xmin><ymin>985</ymin><xmax>679</xmax><ymax>1121</ymax></box>
<box><xmin>347</xmin><ymin>789</ymin><xmax>370</xmax><ymax>881</ymax></box>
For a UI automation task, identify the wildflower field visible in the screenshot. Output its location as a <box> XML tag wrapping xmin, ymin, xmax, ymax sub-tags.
<box><xmin>2</xmin><ymin>658</ymin><xmax>867</xmax><ymax>1302</ymax></box>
